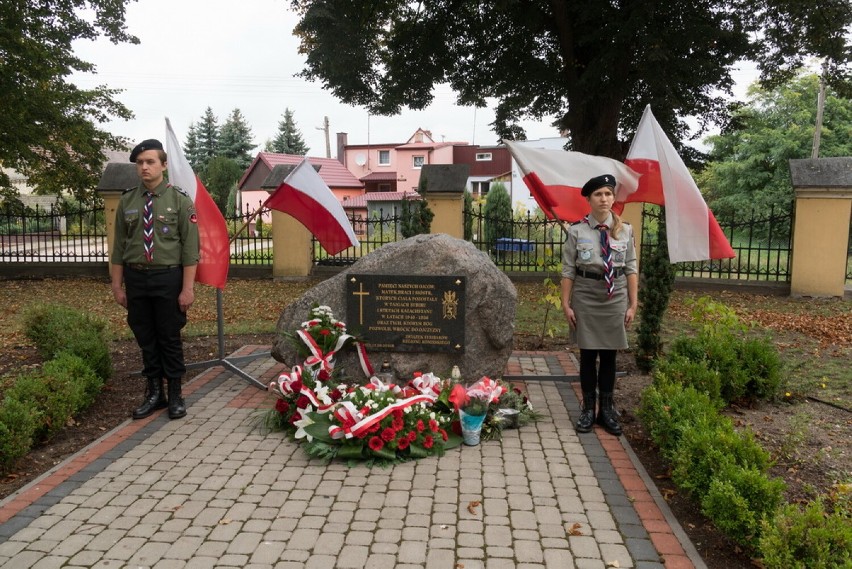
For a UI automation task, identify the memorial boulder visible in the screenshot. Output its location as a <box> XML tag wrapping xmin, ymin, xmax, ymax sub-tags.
<box><xmin>272</xmin><ymin>233</ymin><xmax>517</xmax><ymax>380</ymax></box>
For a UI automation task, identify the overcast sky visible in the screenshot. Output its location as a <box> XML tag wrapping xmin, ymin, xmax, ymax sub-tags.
<box><xmin>70</xmin><ymin>0</ymin><xmax>759</xmax><ymax>156</ymax></box>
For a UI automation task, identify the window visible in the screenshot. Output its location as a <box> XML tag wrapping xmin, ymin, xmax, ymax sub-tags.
<box><xmin>378</xmin><ymin>150</ymin><xmax>390</xmax><ymax>165</ymax></box>
<box><xmin>475</xmin><ymin>152</ymin><xmax>493</xmax><ymax>161</ymax></box>
<box><xmin>412</xmin><ymin>155</ymin><xmax>425</xmax><ymax>169</ymax></box>
<box><xmin>472</xmin><ymin>181</ymin><xmax>490</xmax><ymax>196</ymax></box>
<box><xmin>377</xmin><ymin>183</ymin><xmax>391</xmax><ymax>192</ymax></box>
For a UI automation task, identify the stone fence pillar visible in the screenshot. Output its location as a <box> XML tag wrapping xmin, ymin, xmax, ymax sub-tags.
<box><xmin>789</xmin><ymin>158</ymin><xmax>852</xmax><ymax>298</ymax></box>
<box><xmin>421</xmin><ymin>164</ymin><xmax>469</xmax><ymax>239</ymax></box>
<box><xmin>262</xmin><ymin>164</ymin><xmax>313</xmax><ymax>280</ymax></box>
<box><xmin>96</xmin><ymin>163</ymin><xmax>141</xmax><ymax>270</ymax></box>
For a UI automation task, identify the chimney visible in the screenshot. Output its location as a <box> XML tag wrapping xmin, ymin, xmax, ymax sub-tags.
<box><xmin>336</xmin><ymin>132</ymin><xmax>348</xmax><ymax>164</ymax></box>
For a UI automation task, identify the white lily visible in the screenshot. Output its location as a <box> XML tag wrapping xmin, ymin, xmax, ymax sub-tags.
<box><xmin>313</xmin><ymin>385</ymin><xmax>333</xmax><ymax>406</ymax></box>
<box><xmin>293</xmin><ymin>406</ymin><xmax>316</xmax><ymax>441</ymax></box>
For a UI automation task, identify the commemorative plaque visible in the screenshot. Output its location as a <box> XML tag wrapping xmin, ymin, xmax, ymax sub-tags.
<box><xmin>346</xmin><ymin>274</ymin><xmax>465</xmax><ymax>353</ymax></box>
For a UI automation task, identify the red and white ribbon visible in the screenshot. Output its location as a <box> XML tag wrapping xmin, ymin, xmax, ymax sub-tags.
<box><xmin>328</xmin><ymin>393</ymin><xmax>437</xmax><ymax>440</ymax></box>
<box><xmin>297</xmin><ymin>329</ymin><xmax>352</xmax><ymax>374</ymax></box>
<box><xmin>410</xmin><ymin>372</ymin><xmax>443</xmax><ymax>396</ymax></box>
<box><xmin>368</xmin><ymin>376</ymin><xmax>402</xmax><ymax>395</ymax></box>
<box><xmin>268</xmin><ymin>365</ymin><xmax>334</xmax><ymax>413</ymax></box>
<box><xmin>467</xmin><ymin>376</ymin><xmax>506</xmax><ymax>403</ymax></box>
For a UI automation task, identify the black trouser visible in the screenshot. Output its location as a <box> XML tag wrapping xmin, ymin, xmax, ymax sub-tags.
<box><xmin>125</xmin><ymin>266</ymin><xmax>187</xmax><ymax>381</ymax></box>
<box><xmin>579</xmin><ymin>349</ymin><xmax>616</xmax><ymax>393</ymax></box>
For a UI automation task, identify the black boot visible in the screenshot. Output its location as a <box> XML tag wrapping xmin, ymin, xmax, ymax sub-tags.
<box><xmin>575</xmin><ymin>391</ymin><xmax>597</xmax><ymax>433</ymax></box>
<box><xmin>597</xmin><ymin>392</ymin><xmax>622</xmax><ymax>436</ymax></box>
<box><xmin>167</xmin><ymin>378</ymin><xmax>187</xmax><ymax>420</ymax></box>
<box><xmin>132</xmin><ymin>377</ymin><xmax>167</xmax><ymax>419</ymax></box>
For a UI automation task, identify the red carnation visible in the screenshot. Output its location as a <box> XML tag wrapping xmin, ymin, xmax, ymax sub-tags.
<box><xmin>368</xmin><ymin>436</ymin><xmax>384</xmax><ymax>451</ymax></box>
<box><xmin>429</xmin><ymin>419</ymin><xmax>439</xmax><ymax>432</ymax></box>
<box><xmin>381</xmin><ymin>427</ymin><xmax>396</xmax><ymax>442</ymax></box>
<box><xmin>392</xmin><ymin>409</ymin><xmax>404</xmax><ymax>420</ymax></box>
<box><xmin>407</xmin><ymin>431</ymin><xmax>417</xmax><ymax>443</ymax></box>
<box><xmin>295</xmin><ymin>395</ymin><xmax>310</xmax><ymax>408</ymax></box>
<box><xmin>416</xmin><ymin>419</ymin><xmax>425</xmax><ymax>432</ymax></box>
<box><xmin>439</xmin><ymin>428</ymin><xmax>448</xmax><ymax>441</ymax></box>
<box><xmin>291</xmin><ymin>379</ymin><xmax>303</xmax><ymax>392</ymax></box>
<box><xmin>413</xmin><ymin>371</ymin><xmax>422</xmax><ymax>378</ymax></box>
<box><xmin>423</xmin><ymin>435</ymin><xmax>434</xmax><ymax>449</ymax></box>
<box><xmin>392</xmin><ymin>418</ymin><xmax>404</xmax><ymax>431</ymax></box>
<box><xmin>290</xmin><ymin>412</ymin><xmax>301</xmax><ymax>425</ymax></box>
<box><xmin>397</xmin><ymin>437</ymin><xmax>410</xmax><ymax>450</ymax></box>
<box><xmin>275</xmin><ymin>399</ymin><xmax>290</xmax><ymax>414</ymax></box>
<box><xmin>330</xmin><ymin>389</ymin><xmax>343</xmax><ymax>402</ymax></box>
<box><xmin>318</xmin><ymin>369</ymin><xmax>330</xmax><ymax>381</ymax></box>
<box><xmin>320</xmin><ymin>329</ymin><xmax>331</xmax><ymax>336</ymax></box>
<box><xmin>369</xmin><ymin>423</ymin><xmax>381</xmax><ymax>433</ymax></box>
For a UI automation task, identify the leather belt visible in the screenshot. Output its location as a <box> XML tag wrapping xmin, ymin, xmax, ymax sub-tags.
<box><xmin>126</xmin><ymin>264</ymin><xmax>180</xmax><ymax>271</ymax></box>
<box><xmin>577</xmin><ymin>268</ymin><xmax>624</xmax><ymax>280</ymax></box>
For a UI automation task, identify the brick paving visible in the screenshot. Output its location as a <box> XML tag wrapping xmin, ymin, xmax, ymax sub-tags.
<box><xmin>0</xmin><ymin>347</ymin><xmax>706</xmax><ymax>569</ymax></box>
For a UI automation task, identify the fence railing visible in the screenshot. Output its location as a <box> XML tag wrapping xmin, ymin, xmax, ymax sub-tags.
<box><xmin>640</xmin><ymin>204</ymin><xmax>794</xmax><ymax>281</ymax></box>
<box><xmin>228</xmin><ymin>200</ymin><xmax>273</xmax><ymax>266</ymax></box>
<box><xmin>0</xmin><ymin>199</ymin><xmax>109</xmax><ymax>262</ymax></box>
<box><xmin>2</xmin><ymin>197</ymin><xmax>847</xmax><ymax>285</ymax></box>
<box><xmin>465</xmin><ymin>204</ymin><xmax>565</xmax><ymax>272</ymax></box>
<box><xmin>313</xmin><ymin>209</ymin><xmax>403</xmax><ymax>266</ymax></box>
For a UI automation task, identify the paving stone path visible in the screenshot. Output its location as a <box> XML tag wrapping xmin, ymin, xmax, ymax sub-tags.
<box><xmin>0</xmin><ymin>347</ymin><xmax>705</xmax><ymax>569</ymax></box>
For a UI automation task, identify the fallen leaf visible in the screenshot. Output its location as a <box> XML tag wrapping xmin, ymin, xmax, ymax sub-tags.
<box><xmin>467</xmin><ymin>501</ymin><xmax>480</xmax><ymax>515</ymax></box>
<box><xmin>567</xmin><ymin>522</ymin><xmax>583</xmax><ymax>536</ymax></box>
<box><xmin>218</xmin><ymin>518</ymin><xmax>232</xmax><ymax>525</ymax></box>
<box><xmin>607</xmin><ymin>560</ymin><xmax>620</xmax><ymax>568</ymax></box>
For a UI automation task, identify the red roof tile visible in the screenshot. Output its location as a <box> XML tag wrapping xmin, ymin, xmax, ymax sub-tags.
<box><xmin>240</xmin><ymin>153</ymin><xmax>363</xmax><ymax>189</ymax></box>
<box><xmin>343</xmin><ymin>191</ymin><xmax>420</xmax><ymax>209</ymax></box>
<box><xmin>360</xmin><ymin>171</ymin><xmax>397</xmax><ymax>182</ymax></box>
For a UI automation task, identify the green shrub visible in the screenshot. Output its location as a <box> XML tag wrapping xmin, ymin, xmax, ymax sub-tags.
<box><xmin>738</xmin><ymin>337</ymin><xmax>783</xmax><ymax>399</ymax></box>
<box><xmin>637</xmin><ymin>381</ymin><xmax>724</xmax><ymax>460</ymax></box>
<box><xmin>0</xmin><ymin>396</ymin><xmax>41</xmax><ymax>471</ymax></box>
<box><xmin>671</xmin><ymin>421</ymin><xmax>772</xmax><ymax>500</ymax></box>
<box><xmin>759</xmin><ymin>498</ymin><xmax>852</xmax><ymax>569</ymax></box>
<box><xmin>653</xmin><ymin>354</ymin><xmax>722</xmax><ymax>403</ymax></box>
<box><xmin>43</xmin><ymin>352</ymin><xmax>103</xmax><ymax>411</ymax></box>
<box><xmin>701</xmin><ymin>464</ymin><xmax>786</xmax><ymax>547</ymax></box>
<box><xmin>7</xmin><ymin>369</ymin><xmax>78</xmax><ymax>440</ymax></box>
<box><xmin>23</xmin><ymin>303</ymin><xmax>113</xmax><ymax>380</ymax></box>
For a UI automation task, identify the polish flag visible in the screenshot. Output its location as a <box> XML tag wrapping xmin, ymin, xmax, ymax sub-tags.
<box><xmin>505</xmin><ymin>140</ymin><xmax>641</xmax><ymax>222</ymax></box>
<box><xmin>624</xmin><ymin>106</ymin><xmax>735</xmax><ymax>262</ymax></box>
<box><xmin>263</xmin><ymin>158</ymin><xmax>359</xmax><ymax>255</ymax></box>
<box><xmin>165</xmin><ymin>118</ymin><xmax>230</xmax><ymax>289</ymax></box>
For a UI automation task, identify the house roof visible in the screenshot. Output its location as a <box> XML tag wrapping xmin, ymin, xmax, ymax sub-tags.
<box><xmin>343</xmin><ymin>191</ymin><xmax>421</xmax><ymax>209</ymax></box>
<box><xmin>360</xmin><ymin>171</ymin><xmax>397</xmax><ymax>182</ymax></box>
<box><xmin>239</xmin><ymin>153</ymin><xmax>362</xmax><ymax>189</ymax></box>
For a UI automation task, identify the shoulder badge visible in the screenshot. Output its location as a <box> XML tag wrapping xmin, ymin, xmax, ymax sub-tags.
<box><xmin>174</xmin><ymin>186</ymin><xmax>190</xmax><ymax>198</ymax></box>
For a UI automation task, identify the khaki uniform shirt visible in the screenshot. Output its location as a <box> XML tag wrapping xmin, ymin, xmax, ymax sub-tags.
<box><xmin>561</xmin><ymin>214</ymin><xmax>638</xmax><ymax>279</ymax></box>
<box><xmin>111</xmin><ymin>180</ymin><xmax>200</xmax><ymax>267</ymax></box>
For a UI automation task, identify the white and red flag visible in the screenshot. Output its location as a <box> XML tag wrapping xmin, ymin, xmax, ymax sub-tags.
<box><xmin>165</xmin><ymin>118</ymin><xmax>230</xmax><ymax>289</ymax></box>
<box><xmin>263</xmin><ymin>158</ymin><xmax>359</xmax><ymax>255</ymax></box>
<box><xmin>624</xmin><ymin>105</ymin><xmax>735</xmax><ymax>262</ymax></box>
<box><xmin>505</xmin><ymin>140</ymin><xmax>641</xmax><ymax>222</ymax></box>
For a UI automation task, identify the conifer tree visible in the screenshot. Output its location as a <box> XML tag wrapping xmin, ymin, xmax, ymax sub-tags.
<box><xmin>195</xmin><ymin>107</ymin><xmax>219</xmax><ymax>173</ymax></box>
<box><xmin>635</xmin><ymin>208</ymin><xmax>676</xmax><ymax>373</ymax></box>
<box><xmin>182</xmin><ymin>122</ymin><xmax>201</xmax><ymax>171</ymax></box>
<box><xmin>218</xmin><ymin>108</ymin><xmax>256</xmax><ymax>169</ymax></box>
<box><xmin>483</xmin><ymin>182</ymin><xmax>512</xmax><ymax>250</ymax></box>
<box><xmin>401</xmin><ymin>175</ymin><xmax>434</xmax><ymax>237</ymax></box>
<box><xmin>269</xmin><ymin>108</ymin><xmax>310</xmax><ymax>155</ymax></box>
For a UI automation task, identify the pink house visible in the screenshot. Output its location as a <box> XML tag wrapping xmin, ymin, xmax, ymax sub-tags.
<box><xmin>341</xmin><ymin>128</ymin><xmax>461</xmax><ymax>193</ymax></box>
<box><xmin>237</xmin><ymin>152</ymin><xmax>363</xmax><ymax>219</ymax></box>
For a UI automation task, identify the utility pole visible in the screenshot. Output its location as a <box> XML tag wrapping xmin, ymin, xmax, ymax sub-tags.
<box><xmin>812</xmin><ymin>71</ymin><xmax>826</xmax><ymax>159</ymax></box>
<box><xmin>316</xmin><ymin>116</ymin><xmax>331</xmax><ymax>158</ymax></box>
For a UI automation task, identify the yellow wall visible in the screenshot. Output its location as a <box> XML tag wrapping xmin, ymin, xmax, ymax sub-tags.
<box><xmin>428</xmin><ymin>194</ymin><xmax>464</xmax><ymax>239</ymax></box>
<box><xmin>101</xmin><ymin>191</ymin><xmax>122</xmax><ymax>268</ymax></box>
<box><xmin>272</xmin><ymin>210</ymin><xmax>313</xmax><ymax>279</ymax></box>
<box><xmin>620</xmin><ymin>202</ymin><xmax>644</xmax><ymax>271</ymax></box>
<box><xmin>790</xmin><ymin>190</ymin><xmax>852</xmax><ymax>297</ymax></box>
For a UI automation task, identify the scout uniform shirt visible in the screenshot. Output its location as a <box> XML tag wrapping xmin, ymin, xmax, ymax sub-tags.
<box><xmin>111</xmin><ymin>180</ymin><xmax>201</xmax><ymax>267</ymax></box>
<box><xmin>560</xmin><ymin>213</ymin><xmax>638</xmax><ymax>281</ymax></box>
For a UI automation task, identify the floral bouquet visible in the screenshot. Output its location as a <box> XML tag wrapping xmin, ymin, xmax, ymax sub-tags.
<box><xmin>447</xmin><ymin>376</ymin><xmax>506</xmax><ymax>445</ymax></box>
<box><xmin>283</xmin><ymin>304</ymin><xmax>354</xmax><ymax>380</ymax></box>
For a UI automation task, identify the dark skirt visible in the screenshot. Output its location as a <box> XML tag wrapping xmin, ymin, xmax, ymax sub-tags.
<box><xmin>570</xmin><ymin>274</ymin><xmax>628</xmax><ymax>350</ymax></box>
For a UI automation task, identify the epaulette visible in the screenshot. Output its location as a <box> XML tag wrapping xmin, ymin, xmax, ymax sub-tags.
<box><xmin>122</xmin><ymin>187</ymin><xmax>133</xmax><ymax>194</ymax></box>
<box><xmin>170</xmin><ymin>185</ymin><xmax>189</xmax><ymax>197</ymax></box>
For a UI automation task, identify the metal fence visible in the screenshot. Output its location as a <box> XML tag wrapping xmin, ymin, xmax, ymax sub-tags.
<box><xmin>313</xmin><ymin>209</ymin><xmax>403</xmax><ymax>266</ymax></box>
<box><xmin>228</xmin><ymin>200</ymin><xmax>273</xmax><ymax>266</ymax></box>
<box><xmin>465</xmin><ymin>204</ymin><xmax>565</xmax><ymax>272</ymax></box>
<box><xmin>640</xmin><ymin>204</ymin><xmax>794</xmax><ymax>281</ymax></box>
<box><xmin>0</xmin><ymin>199</ymin><xmax>109</xmax><ymax>262</ymax></box>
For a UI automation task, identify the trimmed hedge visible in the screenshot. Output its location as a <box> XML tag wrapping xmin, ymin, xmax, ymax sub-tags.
<box><xmin>0</xmin><ymin>304</ymin><xmax>112</xmax><ymax>472</ymax></box>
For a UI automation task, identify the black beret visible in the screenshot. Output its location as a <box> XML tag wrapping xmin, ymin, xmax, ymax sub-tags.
<box><xmin>129</xmin><ymin>139</ymin><xmax>164</xmax><ymax>163</ymax></box>
<box><xmin>581</xmin><ymin>174</ymin><xmax>617</xmax><ymax>197</ymax></box>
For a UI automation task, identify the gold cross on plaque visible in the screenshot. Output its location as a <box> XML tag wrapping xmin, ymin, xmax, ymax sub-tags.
<box><xmin>351</xmin><ymin>281</ymin><xmax>370</xmax><ymax>324</ymax></box>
